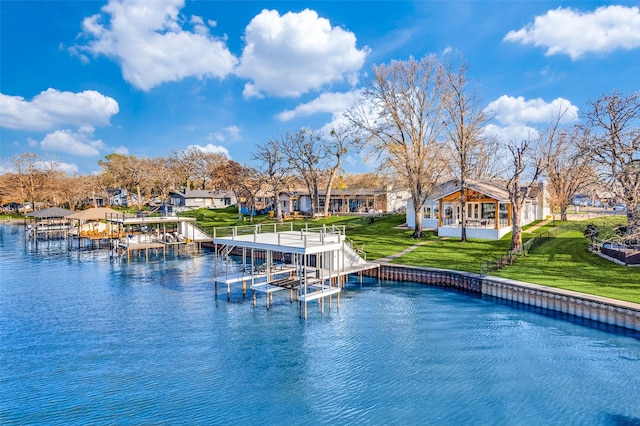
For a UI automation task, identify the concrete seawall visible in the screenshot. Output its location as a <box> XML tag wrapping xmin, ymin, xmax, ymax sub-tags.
<box><xmin>369</xmin><ymin>263</ymin><xmax>640</xmax><ymax>332</ymax></box>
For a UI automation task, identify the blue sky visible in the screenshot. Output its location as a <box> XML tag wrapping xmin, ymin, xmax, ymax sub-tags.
<box><xmin>1</xmin><ymin>0</ymin><xmax>639</xmax><ymax>175</ymax></box>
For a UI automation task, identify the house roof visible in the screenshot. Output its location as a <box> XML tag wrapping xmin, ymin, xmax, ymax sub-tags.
<box><xmin>66</xmin><ymin>207</ymin><xmax>123</xmax><ymax>221</ymax></box>
<box><xmin>434</xmin><ymin>179</ymin><xmax>511</xmax><ymax>202</ymax></box>
<box><xmin>170</xmin><ymin>189</ymin><xmax>234</xmax><ymax>199</ymax></box>
<box><xmin>26</xmin><ymin>207</ymin><xmax>74</xmax><ymax>218</ymax></box>
<box><xmin>256</xmin><ymin>187</ymin><xmax>407</xmax><ymax>198</ymax></box>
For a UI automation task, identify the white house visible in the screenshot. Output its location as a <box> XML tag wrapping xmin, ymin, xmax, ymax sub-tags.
<box><xmin>256</xmin><ymin>187</ymin><xmax>410</xmax><ymax>216</ymax></box>
<box><xmin>406</xmin><ymin>180</ymin><xmax>549</xmax><ymax>240</ymax></box>
<box><xmin>169</xmin><ymin>189</ymin><xmax>236</xmax><ymax>209</ymax></box>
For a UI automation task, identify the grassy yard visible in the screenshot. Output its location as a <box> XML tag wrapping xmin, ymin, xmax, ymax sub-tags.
<box><xmin>493</xmin><ymin>217</ymin><xmax>640</xmax><ymax>304</ymax></box>
<box><xmin>345</xmin><ymin>213</ymin><xmax>639</xmax><ymax>304</ymax></box>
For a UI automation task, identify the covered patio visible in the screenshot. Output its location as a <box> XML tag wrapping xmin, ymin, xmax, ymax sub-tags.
<box><xmin>435</xmin><ymin>185</ymin><xmax>513</xmax><ymax>240</ymax></box>
<box><xmin>407</xmin><ymin>180</ymin><xmax>524</xmax><ymax>240</ymax></box>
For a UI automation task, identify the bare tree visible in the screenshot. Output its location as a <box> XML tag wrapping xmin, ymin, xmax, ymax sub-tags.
<box><xmin>216</xmin><ymin>160</ymin><xmax>262</xmax><ymax>222</ymax></box>
<box><xmin>541</xmin><ymin>127</ymin><xmax>595</xmax><ymax>221</ymax></box>
<box><xmin>339</xmin><ymin>172</ymin><xmax>392</xmax><ymax>189</ymax></box>
<box><xmin>252</xmin><ymin>139</ymin><xmax>288</xmax><ymax>223</ymax></box>
<box><xmin>171</xmin><ymin>147</ymin><xmax>201</xmax><ymax>190</ymax></box>
<box><xmin>505</xmin><ymin>130</ymin><xmax>544</xmax><ymax>253</ymax></box>
<box><xmin>347</xmin><ymin>55</ymin><xmax>449</xmax><ymax>238</ymax></box>
<box><xmin>278</xmin><ymin>129</ymin><xmax>325</xmax><ymax>217</ymax></box>
<box><xmin>581</xmin><ymin>90</ymin><xmax>640</xmax><ymax>236</ymax></box>
<box><xmin>149</xmin><ymin>157</ymin><xmax>179</xmax><ymax>202</ymax></box>
<box><xmin>441</xmin><ymin>56</ymin><xmax>492</xmax><ymax>242</ymax></box>
<box><xmin>10</xmin><ymin>153</ymin><xmax>48</xmax><ymax>212</ymax></box>
<box><xmin>322</xmin><ymin>125</ymin><xmax>364</xmax><ymax>217</ymax></box>
<box><xmin>57</xmin><ymin>174</ymin><xmax>88</xmax><ymax>211</ymax></box>
<box><xmin>99</xmin><ymin>154</ymin><xmax>148</xmax><ymax>210</ymax></box>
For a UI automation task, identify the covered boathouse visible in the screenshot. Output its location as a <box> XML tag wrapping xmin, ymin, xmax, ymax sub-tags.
<box><xmin>211</xmin><ymin>223</ymin><xmax>379</xmax><ymax>319</ymax></box>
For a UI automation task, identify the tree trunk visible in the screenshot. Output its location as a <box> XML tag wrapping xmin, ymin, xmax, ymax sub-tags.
<box><xmin>628</xmin><ymin>211</ymin><xmax>639</xmax><ymax>239</ymax></box>
<box><xmin>510</xmin><ymin>204</ymin><xmax>523</xmax><ymax>252</ymax></box>
<box><xmin>274</xmin><ymin>185</ymin><xmax>283</xmax><ymax>224</ymax></box>
<box><xmin>412</xmin><ymin>195</ymin><xmax>425</xmax><ymax>238</ymax></box>
<box><xmin>412</xmin><ymin>208</ymin><xmax>424</xmax><ymax>238</ymax></box>
<box><xmin>323</xmin><ymin>159</ymin><xmax>342</xmax><ymax>218</ymax></box>
<box><xmin>460</xmin><ymin>185</ymin><xmax>467</xmax><ymax>243</ymax></box>
<box><xmin>136</xmin><ymin>185</ymin><xmax>143</xmax><ymax>210</ymax></box>
<box><xmin>560</xmin><ymin>206</ymin><xmax>568</xmax><ymax>221</ymax></box>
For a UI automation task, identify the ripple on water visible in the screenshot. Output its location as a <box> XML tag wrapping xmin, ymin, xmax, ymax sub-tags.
<box><xmin>1</xmin><ymin>225</ymin><xmax>640</xmax><ymax>424</ymax></box>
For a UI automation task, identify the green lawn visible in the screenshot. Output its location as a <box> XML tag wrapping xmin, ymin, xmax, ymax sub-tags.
<box><xmin>345</xmin><ymin>213</ymin><xmax>639</xmax><ymax>304</ymax></box>
<box><xmin>493</xmin><ymin>220</ymin><xmax>640</xmax><ymax>304</ymax></box>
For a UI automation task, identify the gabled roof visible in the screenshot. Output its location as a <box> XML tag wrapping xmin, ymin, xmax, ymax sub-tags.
<box><xmin>66</xmin><ymin>207</ymin><xmax>123</xmax><ymax>221</ymax></box>
<box><xmin>432</xmin><ymin>179</ymin><xmax>510</xmax><ymax>202</ymax></box>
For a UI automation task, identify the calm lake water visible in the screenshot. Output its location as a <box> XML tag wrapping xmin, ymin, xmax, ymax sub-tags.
<box><xmin>1</xmin><ymin>224</ymin><xmax>639</xmax><ymax>425</ymax></box>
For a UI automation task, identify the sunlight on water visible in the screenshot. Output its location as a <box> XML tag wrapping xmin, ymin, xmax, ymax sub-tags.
<box><xmin>1</xmin><ymin>224</ymin><xmax>639</xmax><ymax>424</ymax></box>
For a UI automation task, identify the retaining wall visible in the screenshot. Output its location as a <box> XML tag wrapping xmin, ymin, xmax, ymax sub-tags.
<box><xmin>368</xmin><ymin>263</ymin><xmax>640</xmax><ymax>332</ymax></box>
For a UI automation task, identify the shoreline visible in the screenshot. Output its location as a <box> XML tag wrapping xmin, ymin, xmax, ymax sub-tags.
<box><xmin>370</xmin><ymin>262</ymin><xmax>640</xmax><ymax>332</ymax></box>
<box><xmin>5</xmin><ymin>218</ymin><xmax>639</xmax><ymax>332</ymax></box>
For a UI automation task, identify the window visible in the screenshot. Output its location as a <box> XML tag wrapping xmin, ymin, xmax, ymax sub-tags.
<box><xmin>424</xmin><ymin>206</ymin><xmax>431</xmax><ymax>219</ymax></box>
<box><xmin>445</xmin><ymin>206</ymin><xmax>453</xmax><ymax>219</ymax></box>
<box><xmin>482</xmin><ymin>203</ymin><xmax>495</xmax><ymax>219</ymax></box>
<box><xmin>499</xmin><ymin>203</ymin><xmax>508</xmax><ymax>220</ymax></box>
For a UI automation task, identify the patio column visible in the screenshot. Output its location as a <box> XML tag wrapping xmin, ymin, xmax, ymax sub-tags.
<box><xmin>495</xmin><ymin>201</ymin><xmax>499</xmax><ymax>229</ymax></box>
<box><xmin>438</xmin><ymin>199</ymin><xmax>443</xmax><ymax>227</ymax></box>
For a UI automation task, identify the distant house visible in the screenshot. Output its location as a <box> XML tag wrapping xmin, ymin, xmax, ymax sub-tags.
<box><xmin>108</xmin><ymin>188</ymin><xmax>128</xmax><ymax>207</ymax></box>
<box><xmin>256</xmin><ymin>187</ymin><xmax>410</xmax><ymax>216</ymax></box>
<box><xmin>169</xmin><ymin>189</ymin><xmax>236</xmax><ymax>209</ymax></box>
<box><xmin>1</xmin><ymin>202</ymin><xmax>20</xmax><ymax>213</ymax></box>
<box><xmin>406</xmin><ymin>179</ymin><xmax>549</xmax><ymax>240</ymax></box>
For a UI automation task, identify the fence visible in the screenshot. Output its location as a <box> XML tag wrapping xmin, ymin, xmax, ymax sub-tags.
<box><xmin>480</xmin><ymin>222</ymin><xmax>583</xmax><ymax>274</ymax></box>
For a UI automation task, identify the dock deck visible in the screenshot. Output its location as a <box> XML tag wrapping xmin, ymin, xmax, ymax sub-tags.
<box><xmin>211</xmin><ymin>224</ymin><xmax>379</xmax><ymax>318</ymax></box>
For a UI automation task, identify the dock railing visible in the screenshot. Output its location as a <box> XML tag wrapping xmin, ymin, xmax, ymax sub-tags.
<box><xmin>211</xmin><ymin>222</ymin><xmax>346</xmax><ymax>240</ymax></box>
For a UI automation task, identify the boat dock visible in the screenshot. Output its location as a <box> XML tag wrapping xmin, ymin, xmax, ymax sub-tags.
<box><xmin>105</xmin><ymin>213</ymin><xmax>212</xmax><ymax>260</ymax></box>
<box><xmin>212</xmin><ymin>223</ymin><xmax>379</xmax><ymax>319</ymax></box>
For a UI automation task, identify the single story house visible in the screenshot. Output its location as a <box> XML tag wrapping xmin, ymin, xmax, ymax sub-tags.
<box><xmin>256</xmin><ymin>187</ymin><xmax>410</xmax><ymax>216</ymax></box>
<box><xmin>406</xmin><ymin>179</ymin><xmax>549</xmax><ymax>240</ymax></box>
<box><xmin>169</xmin><ymin>189</ymin><xmax>236</xmax><ymax>209</ymax></box>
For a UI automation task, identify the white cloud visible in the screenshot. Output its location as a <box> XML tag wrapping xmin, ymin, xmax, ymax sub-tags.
<box><xmin>236</xmin><ymin>9</ymin><xmax>369</xmax><ymax>98</ymax></box>
<box><xmin>35</xmin><ymin>160</ymin><xmax>80</xmax><ymax>176</ymax></box>
<box><xmin>40</xmin><ymin>128</ymin><xmax>107</xmax><ymax>157</ymax></box>
<box><xmin>113</xmin><ymin>145</ymin><xmax>130</xmax><ymax>155</ymax></box>
<box><xmin>205</xmin><ymin>125</ymin><xmax>241</xmax><ymax>143</ymax></box>
<box><xmin>504</xmin><ymin>5</ymin><xmax>640</xmax><ymax>59</ymax></box>
<box><xmin>483</xmin><ymin>95</ymin><xmax>579</xmax><ymax>144</ymax></box>
<box><xmin>0</xmin><ymin>88</ymin><xmax>119</xmax><ymax>131</ymax></box>
<box><xmin>277</xmin><ymin>90</ymin><xmax>362</xmax><ymax>121</ymax></box>
<box><xmin>57</xmin><ymin>162</ymin><xmax>81</xmax><ymax>175</ymax></box>
<box><xmin>483</xmin><ymin>123</ymin><xmax>539</xmax><ymax>144</ymax></box>
<box><xmin>485</xmin><ymin>95</ymin><xmax>578</xmax><ymax>126</ymax></box>
<box><xmin>206</xmin><ymin>132</ymin><xmax>224</xmax><ymax>143</ymax></box>
<box><xmin>187</xmin><ymin>143</ymin><xmax>230</xmax><ymax>157</ymax></box>
<box><xmin>224</xmin><ymin>125</ymin><xmax>241</xmax><ymax>141</ymax></box>
<box><xmin>72</xmin><ymin>0</ymin><xmax>237</xmax><ymax>91</ymax></box>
